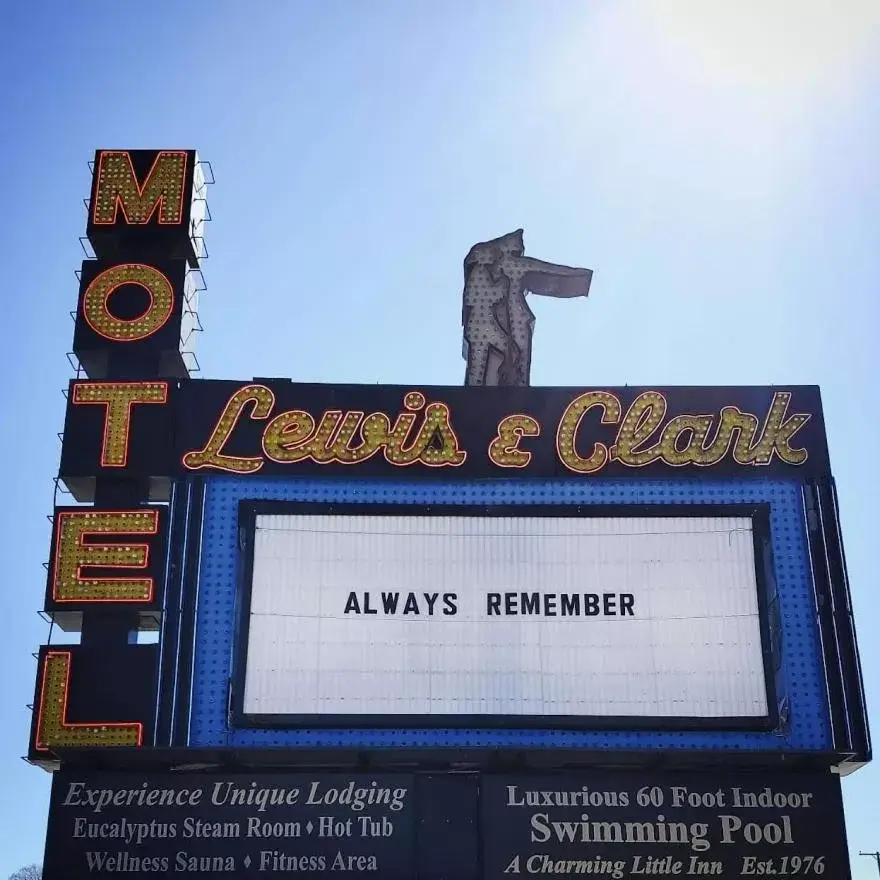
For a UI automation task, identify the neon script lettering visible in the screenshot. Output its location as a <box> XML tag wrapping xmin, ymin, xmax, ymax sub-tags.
<box><xmin>182</xmin><ymin>386</ymin><xmax>467</xmax><ymax>474</ymax></box>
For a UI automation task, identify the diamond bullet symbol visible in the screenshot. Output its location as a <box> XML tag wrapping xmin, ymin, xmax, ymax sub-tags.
<box><xmin>243</xmin><ymin>856</ymin><xmax>251</xmax><ymax>868</ymax></box>
<box><xmin>306</xmin><ymin>821</ymin><xmax>314</xmax><ymax>834</ymax></box>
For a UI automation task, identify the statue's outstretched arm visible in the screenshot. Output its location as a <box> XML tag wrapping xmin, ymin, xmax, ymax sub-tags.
<box><xmin>511</xmin><ymin>255</ymin><xmax>592</xmax><ymax>299</ymax></box>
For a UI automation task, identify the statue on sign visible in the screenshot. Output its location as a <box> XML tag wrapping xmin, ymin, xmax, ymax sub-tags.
<box><xmin>461</xmin><ymin>229</ymin><xmax>592</xmax><ymax>386</ymax></box>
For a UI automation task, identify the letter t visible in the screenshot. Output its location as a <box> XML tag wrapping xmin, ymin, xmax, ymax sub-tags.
<box><xmin>72</xmin><ymin>381</ymin><xmax>168</xmax><ymax>467</ymax></box>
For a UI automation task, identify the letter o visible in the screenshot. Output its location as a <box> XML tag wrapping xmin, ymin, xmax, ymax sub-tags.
<box><xmin>743</xmin><ymin>822</ymin><xmax>763</xmax><ymax>844</ymax></box>
<box><xmin>82</xmin><ymin>263</ymin><xmax>174</xmax><ymax>341</ymax></box>
<box><xmin>764</xmin><ymin>823</ymin><xmax>783</xmax><ymax>844</ymax></box>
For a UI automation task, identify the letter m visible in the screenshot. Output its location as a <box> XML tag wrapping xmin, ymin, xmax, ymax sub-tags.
<box><xmin>92</xmin><ymin>150</ymin><xmax>190</xmax><ymax>225</ymax></box>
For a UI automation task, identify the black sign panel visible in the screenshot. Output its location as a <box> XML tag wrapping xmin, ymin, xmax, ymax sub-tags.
<box><xmin>45</xmin><ymin>772</ymin><xmax>416</xmax><ymax>879</ymax></box>
<box><xmin>29</xmin><ymin>645</ymin><xmax>158</xmax><ymax>763</ymax></box>
<box><xmin>43</xmin><ymin>769</ymin><xmax>851</xmax><ymax>879</ymax></box>
<box><xmin>482</xmin><ymin>771</ymin><xmax>850</xmax><ymax>880</ymax></box>
<box><xmin>58</xmin><ymin>380</ymin><xmax>831</xmax><ymax>500</ymax></box>
<box><xmin>73</xmin><ymin>258</ymin><xmax>190</xmax><ymax>379</ymax></box>
<box><xmin>86</xmin><ymin>149</ymin><xmax>201</xmax><ymax>267</ymax></box>
<box><xmin>44</xmin><ymin>505</ymin><xmax>168</xmax><ymax>621</ymax></box>
<box><xmin>60</xmin><ymin>379</ymin><xmax>176</xmax><ymax>501</ymax></box>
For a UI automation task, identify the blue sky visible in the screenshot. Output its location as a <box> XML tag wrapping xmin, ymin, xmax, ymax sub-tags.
<box><xmin>1</xmin><ymin>0</ymin><xmax>879</xmax><ymax>874</ymax></box>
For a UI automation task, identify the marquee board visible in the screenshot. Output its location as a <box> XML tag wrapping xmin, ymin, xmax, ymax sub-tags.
<box><xmin>235</xmin><ymin>502</ymin><xmax>775</xmax><ymax>728</ymax></box>
<box><xmin>181</xmin><ymin>470</ymin><xmax>850</xmax><ymax>754</ymax></box>
<box><xmin>58</xmin><ymin>380</ymin><xmax>832</xmax><ymax>496</ymax></box>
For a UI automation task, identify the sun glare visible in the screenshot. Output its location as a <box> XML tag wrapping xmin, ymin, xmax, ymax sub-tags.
<box><xmin>527</xmin><ymin>0</ymin><xmax>880</xmax><ymax>180</ymax></box>
<box><xmin>640</xmin><ymin>0</ymin><xmax>880</xmax><ymax>104</ymax></box>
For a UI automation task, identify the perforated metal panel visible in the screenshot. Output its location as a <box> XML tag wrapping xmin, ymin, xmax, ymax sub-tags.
<box><xmin>189</xmin><ymin>477</ymin><xmax>830</xmax><ymax>751</ymax></box>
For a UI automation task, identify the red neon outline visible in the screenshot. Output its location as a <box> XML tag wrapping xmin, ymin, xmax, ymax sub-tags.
<box><xmin>191</xmin><ymin>388</ymin><xmax>468</xmax><ymax>472</ymax></box>
<box><xmin>52</xmin><ymin>509</ymin><xmax>159</xmax><ymax>604</ymax></box>
<box><xmin>406</xmin><ymin>401</ymin><xmax>467</xmax><ymax>468</ymax></box>
<box><xmin>92</xmin><ymin>150</ymin><xmax>189</xmax><ymax>226</ymax></box>
<box><xmin>263</xmin><ymin>408</ymin><xmax>386</xmax><ymax>467</ymax></box>
<box><xmin>382</xmin><ymin>395</ymin><xmax>426</xmax><ymax>464</ymax></box>
<box><xmin>310</xmin><ymin>410</ymin><xmax>371</xmax><ymax>464</ymax></box>
<box><xmin>182</xmin><ymin>384</ymin><xmax>275</xmax><ymax>473</ymax></box>
<box><xmin>713</xmin><ymin>406</ymin><xmax>763</xmax><ymax>467</ymax></box>
<box><xmin>404</xmin><ymin>391</ymin><xmax>426</xmax><ymax>410</ymax></box>
<box><xmin>745</xmin><ymin>391</ymin><xmax>811</xmax><ymax>467</ymax></box>
<box><xmin>488</xmin><ymin>413</ymin><xmax>541</xmax><ymax>469</ymax></box>
<box><xmin>648</xmin><ymin>411</ymin><xmax>720</xmax><ymax>469</ymax></box>
<box><xmin>380</xmin><ymin>394</ymin><xmax>467</xmax><ymax>468</ymax></box>
<box><xmin>308</xmin><ymin>396</ymin><xmax>467</xmax><ymax>468</ymax></box>
<box><xmin>34</xmin><ymin>651</ymin><xmax>143</xmax><ymax>752</ymax></box>
<box><xmin>72</xmin><ymin>381</ymin><xmax>168</xmax><ymax>468</ymax></box>
<box><xmin>377</xmin><ymin>411</ymin><xmax>419</xmax><ymax>464</ymax></box>
<box><xmin>609</xmin><ymin>390</ymin><xmax>668</xmax><ymax>466</ymax></box>
<box><xmin>556</xmin><ymin>389</ymin><xmax>812</xmax><ymax>474</ymax></box>
<box><xmin>555</xmin><ymin>390</ymin><xmax>622</xmax><ymax>476</ymax></box>
<box><xmin>609</xmin><ymin>392</ymin><xmax>812</xmax><ymax>469</ymax></box>
<box><xmin>262</xmin><ymin>408</ymin><xmax>318</xmax><ymax>464</ymax></box>
<box><xmin>82</xmin><ymin>263</ymin><xmax>175</xmax><ymax>343</ymax></box>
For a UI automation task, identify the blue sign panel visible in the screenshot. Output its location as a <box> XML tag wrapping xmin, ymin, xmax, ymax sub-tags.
<box><xmin>185</xmin><ymin>475</ymin><xmax>830</xmax><ymax>752</ymax></box>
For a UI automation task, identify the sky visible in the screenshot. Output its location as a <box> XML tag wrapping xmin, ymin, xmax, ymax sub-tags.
<box><xmin>1</xmin><ymin>0</ymin><xmax>879</xmax><ymax>874</ymax></box>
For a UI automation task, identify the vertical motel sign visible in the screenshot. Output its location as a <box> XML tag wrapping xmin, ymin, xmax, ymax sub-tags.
<box><xmin>29</xmin><ymin>150</ymin><xmax>208</xmax><ymax>764</ymax></box>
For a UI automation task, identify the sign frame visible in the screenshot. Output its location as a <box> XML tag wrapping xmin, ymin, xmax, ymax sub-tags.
<box><xmin>231</xmin><ymin>500</ymin><xmax>779</xmax><ymax>733</ymax></box>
